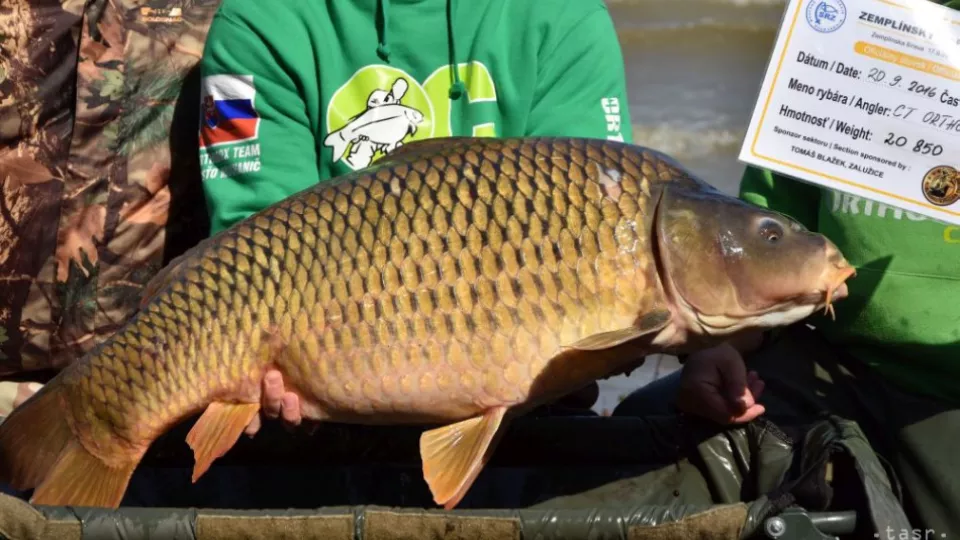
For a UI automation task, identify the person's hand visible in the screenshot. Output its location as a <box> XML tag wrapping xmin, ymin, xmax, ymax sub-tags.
<box><xmin>677</xmin><ymin>341</ymin><xmax>766</xmax><ymax>425</ymax></box>
<box><xmin>244</xmin><ymin>369</ymin><xmax>306</xmax><ymax>436</ymax></box>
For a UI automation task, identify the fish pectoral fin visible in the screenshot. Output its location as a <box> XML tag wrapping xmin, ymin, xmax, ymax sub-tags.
<box><xmin>566</xmin><ymin>308</ymin><xmax>672</xmax><ymax>351</ymax></box>
<box><xmin>186</xmin><ymin>401</ymin><xmax>260</xmax><ymax>483</ymax></box>
<box><xmin>30</xmin><ymin>440</ymin><xmax>137</xmax><ymax>509</ymax></box>
<box><xmin>420</xmin><ymin>406</ymin><xmax>508</xmax><ymax>510</ymax></box>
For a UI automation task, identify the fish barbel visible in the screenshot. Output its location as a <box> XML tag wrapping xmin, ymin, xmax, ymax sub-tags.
<box><xmin>0</xmin><ymin>137</ymin><xmax>855</xmax><ymax>509</ymax></box>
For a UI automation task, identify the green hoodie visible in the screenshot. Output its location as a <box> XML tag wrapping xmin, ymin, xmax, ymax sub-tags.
<box><xmin>198</xmin><ymin>0</ymin><xmax>632</xmax><ymax>234</ymax></box>
<box><xmin>739</xmin><ymin>0</ymin><xmax>960</xmax><ymax>404</ymax></box>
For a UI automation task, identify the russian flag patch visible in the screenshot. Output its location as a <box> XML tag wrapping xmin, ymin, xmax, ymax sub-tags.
<box><xmin>199</xmin><ymin>74</ymin><xmax>260</xmax><ymax>148</ymax></box>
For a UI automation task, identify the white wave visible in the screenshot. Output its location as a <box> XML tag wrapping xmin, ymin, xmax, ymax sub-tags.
<box><xmin>632</xmin><ymin>123</ymin><xmax>745</xmax><ymax>159</ymax></box>
<box><xmin>616</xmin><ymin>19</ymin><xmax>777</xmax><ymax>34</ymax></box>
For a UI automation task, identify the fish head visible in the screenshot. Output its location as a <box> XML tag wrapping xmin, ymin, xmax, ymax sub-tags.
<box><xmin>653</xmin><ymin>183</ymin><xmax>856</xmax><ymax>337</ymax></box>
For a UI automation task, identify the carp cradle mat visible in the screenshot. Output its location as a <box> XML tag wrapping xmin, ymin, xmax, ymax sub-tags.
<box><xmin>0</xmin><ymin>414</ymin><xmax>908</xmax><ymax>540</ymax></box>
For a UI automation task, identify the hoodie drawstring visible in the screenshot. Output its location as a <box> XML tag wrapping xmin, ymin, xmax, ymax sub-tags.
<box><xmin>446</xmin><ymin>0</ymin><xmax>465</xmax><ymax>100</ymax></box>
<box><xmin>377</xmin><ymin>0</ymin><xmax>391</xmax><ymax>61</ymax></box>
<box><xmin>376</xmin><ymin>0</ymin><xmax>464</xmax><ymax>101</ymax></box>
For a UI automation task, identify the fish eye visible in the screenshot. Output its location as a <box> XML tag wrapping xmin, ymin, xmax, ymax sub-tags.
<box><xmin>758</xmin><ymin>220</ymin><xmax>784</xmax><ymax>244</ymax></box>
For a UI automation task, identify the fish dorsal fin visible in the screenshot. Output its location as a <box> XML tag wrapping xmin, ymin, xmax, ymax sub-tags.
<box><xmin>139</xmin><ymin>236</ymin><xmax>217</xmax><ymax>309</ymax></box>
<box><xmin>420</xmin><ymin>406</ymin><xmax>508</xmax><ymax>509</ymax></box>
<box><xmin>566</xmin><ymin>308</ymin><xmax>672</xmax><ymax>351</ymax></box>
<box><xmin>381</xmin><ymin>136</ymin><xmax>484</xmax><ymax>164</ymax></box>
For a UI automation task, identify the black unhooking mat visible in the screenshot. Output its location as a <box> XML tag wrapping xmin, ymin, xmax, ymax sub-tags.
<box><xmin>0</xmin><ymin>411</ymin><xmax>909</xmax><ymax>540</ymax></box>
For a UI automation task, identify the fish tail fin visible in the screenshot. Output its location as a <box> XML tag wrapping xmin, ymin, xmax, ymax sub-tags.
<box><xmin>0</xmin><ymin>384</ymin><xmax>137</xmax><ymax>508</ymax></box>
<box><xmin>0</xmin><ymin>384</ymin><xmax>73</xmax><ymax>491</ymax></box>
<box><xmin>30</xmin><ymin>440</ymin><xmax>137</xmax><ymax>508</ymax></box>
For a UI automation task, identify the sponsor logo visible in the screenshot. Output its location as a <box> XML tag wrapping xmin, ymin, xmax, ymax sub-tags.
<box><xmin>199</xmin><ymin>74</ymin><xmax>260</xmax><ymax>148</ymax></box>
<box><xmin>806</xmin><ymin>0</ymin><xmax>847</xmax><ymax>33</ymax></box>
<box><xmin>920</xmin><ymin>165</ymin><xmax>959</xmax><ymax>207</ymax></box>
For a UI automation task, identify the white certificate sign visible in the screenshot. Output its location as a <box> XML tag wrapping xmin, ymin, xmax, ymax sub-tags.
<box><xmin>739</xmin><ymin>0</ymin><xmax>960</xmax><ymax>224</ymax></box>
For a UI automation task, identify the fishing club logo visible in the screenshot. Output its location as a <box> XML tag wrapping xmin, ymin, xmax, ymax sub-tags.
<box><xmin>920</xmin><ymin>165</ymin><xmax>959</xmax><ymax>207</ymax></box>
<box><xmin>325</xmin><ymin>65</ymin><xmax>432</xmax><ymax>171</ymax></box>
<box><xmin>806</xmin><ymin>0</ymin><xmax>847</xmax><ymax>33</ymax></box>
<box><xmin>199</xmin><ymin>74</ymin><xmax>261</xmax><ymax>148</ymax></box>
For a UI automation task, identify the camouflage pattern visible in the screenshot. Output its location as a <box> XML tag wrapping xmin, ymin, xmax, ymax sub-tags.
<box><xmin>0</xmin><ymin>0</ymin><xmax>222</xmax><ymax>378</ymax></box>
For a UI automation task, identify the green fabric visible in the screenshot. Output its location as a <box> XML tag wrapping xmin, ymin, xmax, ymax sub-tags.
<box><xmin>197</xmin><ymin>0</ymin><xmax>633</xmax><ymax>233</ymax></box>
<box><xmin>737</xmin><ymin>165</ymin><xmax>960</xmax><ymax>404</ymax></box>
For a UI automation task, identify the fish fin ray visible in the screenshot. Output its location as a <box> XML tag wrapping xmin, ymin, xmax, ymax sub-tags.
<box><xmin>565</xmin><ymin>309</ymin><xmax>671</xmax><ymax>351</ymax></box>
<box><xmin>30</xmin><ymin>439</ymin><xmax>136</xmax><ymax>508</ymax></box>
<box><xmin>0</xmin><ymin>383</ymin><xmax>72</xmax><ymax>490</ymax></box>
<box><xmin>419</xmin><ymin>406</ymin><xmax>507</xmax><ymax>510</ymax></box>
<box><xmin>186</xmin><ymin>402</ymin><xmax>260</xmax><ymax>483</ymax></box>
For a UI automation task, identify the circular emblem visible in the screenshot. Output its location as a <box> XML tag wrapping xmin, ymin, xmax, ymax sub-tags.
<box><xmin>806</xmin><ymin>0</ymin><xmax>847</xmax><ymax>33</ymax></box>
<box><xmin>920</xmin><ymin>165</ymin><xmax>959</xmax><ymax>207</ymax></box>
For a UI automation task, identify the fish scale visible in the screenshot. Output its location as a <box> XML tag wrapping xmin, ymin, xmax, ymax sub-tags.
<box><xmin>0</xmin><ymin>136</ymin><xmax>856</xmax><ymax>510</ymax></box>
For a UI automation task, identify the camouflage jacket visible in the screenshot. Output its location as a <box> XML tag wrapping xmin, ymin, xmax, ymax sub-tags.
<box><xmin>0</xmin><ymin>0</ymin><xmax>222</xmax><ymax>378</ymax></box>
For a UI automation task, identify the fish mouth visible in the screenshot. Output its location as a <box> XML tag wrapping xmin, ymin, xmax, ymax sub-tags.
<box><xmin>821</xmin><ymin>265</ymin><xmax>856</xmax><ymax>320</ymax></box>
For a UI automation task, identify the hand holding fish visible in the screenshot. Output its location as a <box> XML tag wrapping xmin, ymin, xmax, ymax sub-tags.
<box><xmin>244</xmin><ymin>370</ymin><xmax>307</xmax><ymax>436</ymax></box>
<box><xmin>676</xmin><ymin>341</ymin><xmax>766</xmax><ymax>425</ymax></box>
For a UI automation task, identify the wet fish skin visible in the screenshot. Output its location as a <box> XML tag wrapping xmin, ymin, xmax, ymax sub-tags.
<box><xmin>0</xmin><ymin>137</ymin><xmax>853</xmax><ymax>510</ymax></box>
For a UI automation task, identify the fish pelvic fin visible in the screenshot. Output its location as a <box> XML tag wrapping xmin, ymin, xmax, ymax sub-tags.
<box><xmin>0</xmin><ymin>383</ymin><xmax>73</xmax><ymax>491</ymax></box>
<box><xmin>419</xmin><ymin>406</ymin><xmax>508</xmax><ymax>510</ymax></box>
<box><xmin>186</xmin><ymin>401</ymin><xmax>260</xmax><ymax>483</ymax></box>
<box><xmin>565</xmin><ymin>308</ymin><xmax>672</xmax><ymax>351</ymax></box>
<box><xmin>30</xmin><ymin>439</ymin><xmax>136</xmax><ymax>508</ymax></box>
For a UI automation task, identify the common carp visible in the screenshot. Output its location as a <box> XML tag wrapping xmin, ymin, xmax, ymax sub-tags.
<box><xmin>0</xmin><ymin>137</ymin><xmax>855</xmax><ymax>510</ymax></box>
